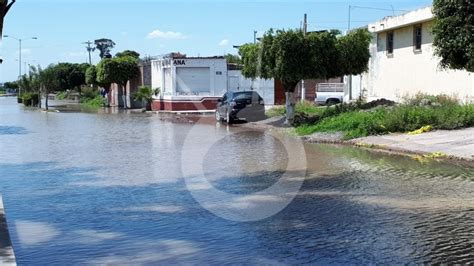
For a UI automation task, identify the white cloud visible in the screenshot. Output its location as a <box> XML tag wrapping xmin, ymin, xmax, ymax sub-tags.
<box><xmin>219</xmin><ymin>39</ymin><xmax>229</xmax><ymax>46</ymax></box>
<box><xmin>147</xmin><ymin>29</ymin><xmax>187</xmax><ymax>40</ymax></box>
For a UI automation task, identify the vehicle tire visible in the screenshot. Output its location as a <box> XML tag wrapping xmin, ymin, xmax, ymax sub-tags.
<box><xmin>215</xmin><ymin>110</ymin><xmax>222</xmax><ymax>122</ymax></box>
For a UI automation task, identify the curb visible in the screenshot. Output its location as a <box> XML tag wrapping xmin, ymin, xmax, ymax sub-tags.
<box><xmin>0</xmin><ymin>195</ymin><xmax>16</xmax><ymax>266</ymax></box>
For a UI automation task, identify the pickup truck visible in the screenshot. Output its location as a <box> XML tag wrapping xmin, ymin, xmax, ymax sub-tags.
<box><xmin>315</xmin><ymin>83</ymin><xmax>345</xmax><ymax>105</ymax></box>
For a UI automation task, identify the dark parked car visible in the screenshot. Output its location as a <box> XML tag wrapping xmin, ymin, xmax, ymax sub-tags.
<box><xmin>215</xmin><ymin>91</ymin><xmax>266</xmax><ymax>123</ymax></box>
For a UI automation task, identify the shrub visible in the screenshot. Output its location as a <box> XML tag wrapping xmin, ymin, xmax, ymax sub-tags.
<box><xmin>80</xmin><ymin>87</ymin><xmax>100</xmax><ymax>103</ymax></box>
<box><xmin>295</xmin><ymin>94</ymin><xmax>474</xmax><ymax>139</ymax></box>
<box><xmin>82</xmin><ymin>96</ymin><xmax>105</xmax><ymax>109</ymax></box>
<box><xmin>22</xmin><ymin>92</ymin><xmax>40</xmax><ymax>107</ymax></box>
<box><xmin>55</xmin><ymin>91</ymin><xmax>68</xmax><ymax>100</ymax></box>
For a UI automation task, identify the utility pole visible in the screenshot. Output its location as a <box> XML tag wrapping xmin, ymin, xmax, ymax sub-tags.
<box><xmin>253</xmin><ymin>30</ymin><xmax>257</xmax><ymax>44</ymax></box>
<box><xmin>84</xmin><ymin>41</ymin><xmax>95</xmax><ymax>65</ymax></box>
<box><xmin>301</xmin><ymin>14</ymin><xmax>307</xmax><ymax>103</ymax></box>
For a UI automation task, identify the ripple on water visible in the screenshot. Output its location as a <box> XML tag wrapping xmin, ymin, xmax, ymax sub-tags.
<box><xmin>0</xmin><ymin>126</ymin><xmax>28</xmax><ymax>135</ymax></box>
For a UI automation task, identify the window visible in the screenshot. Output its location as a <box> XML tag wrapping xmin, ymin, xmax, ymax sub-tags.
<box><xmin>386</xmin><ymin>31</ymin><xmax>394</xmax><ymax>55</ymax></box>
<box><xmin>413</xmin><ymin>24</ymin><xmax>422</xmax><ymax>51</ymax></box>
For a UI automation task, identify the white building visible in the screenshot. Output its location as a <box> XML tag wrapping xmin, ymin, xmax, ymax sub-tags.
<box><xmin>354</xmin><ymin>7</ymin><xmax>473</xmax><ymax>103</ymax></box>
<box><xmin>151</xmin><ymin>56</ymin><xmax>274</xmax><ymax>111</ymax></box>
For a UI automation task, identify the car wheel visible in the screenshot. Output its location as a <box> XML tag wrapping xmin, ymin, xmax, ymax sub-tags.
<box><xmin>215</xmin><ymin>110</ymin><xmax>222</xmax><ymax>122</ymax></box>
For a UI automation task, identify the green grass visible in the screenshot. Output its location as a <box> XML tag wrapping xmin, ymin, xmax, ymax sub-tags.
<box><xmin>266</xmin><ymin>102</ymin><xmax>326</xmax><ymax>118</ymax></box>
<box><xmin>295</xmin><ymin>104</ymin><xmax>474</xmax><ymax>139</ymax></box>
<box><xmin>81</xmin><ymin>96</ymin><xmax>105</xmax><ymax>109</ymax></box>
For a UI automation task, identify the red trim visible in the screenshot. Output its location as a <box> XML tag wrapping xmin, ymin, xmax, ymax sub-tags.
<box><xmin>151</xmin><ymin>97</ymin><xmax>220</xmax><ymax>111</ymax></box>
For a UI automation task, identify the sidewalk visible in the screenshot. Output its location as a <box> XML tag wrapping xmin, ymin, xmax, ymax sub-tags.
<box><xmin>0</xmin><ymin>196</ymin><xmax>16</xmax><ymax>265</ymax></box>
<box><xmin>353</xmin><ymin>127</ymin><xmax>474</xmax><ymax>161</ymax></box>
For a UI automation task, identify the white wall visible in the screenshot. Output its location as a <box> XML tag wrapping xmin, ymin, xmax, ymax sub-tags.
<box><xmin>228</xmin><ymin>70</ymin><xmax>275</xmax><ymax>106</ymax></box>
<box><xmin>364</xmin><ymin>18</ymin><xmax>474</xmax><ymax>103</ymax></box>
<box><xmin>151</xmin><ymin>58</ymin><xmax>228</xmax><ymax>99</ymax></box>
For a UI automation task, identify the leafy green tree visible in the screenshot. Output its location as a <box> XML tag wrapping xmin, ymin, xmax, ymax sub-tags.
<box><xmin>0</xmin><ymin>0</ymin><xmax>15</xmax><ymax>39</ymax></box>
<box><xmin>38</xmin><ymin>65</ymin><xmax>60</xmax><ymax>110</ymax></box>
<box><xmin>239</xmin><ymin>28</ymin><xmax>371</xmax><ymax>124</ymax></box>
<box><xmin>3</xmin><ymin>81</ymin><xmax>18</xmax><ymax>90</ymax></box>
<box><xmin>53</xmin><ymin>63</ymin><xmax>88</xmax><ymax>94</ymax></box>
<box><xmin>85</xmin><ymin>65</ymin><xmax>98</xmax><ymax>87</ymax></box>
<box><xmin>97</xmin><ymin>56</ymin><xmax>139</xmax><ymax>108</ymax></box>
<box><xmin>94</xmin><ymin>39</ymin><xmax>116</xmax><ymax>59</ymax></box>
<box><xmin>225</xmin><ymin>53</ymin><xmax>242</xmax><ymax>64</ymax></box>
<box><xmin>432</xmin><ymin>0</ymin><xmax>474</xmax><ymax>72</ymax></box>
<box><xmin>116</xmin><ymin>50</ymin><xmax>140</xmax><ymax>59</ymax></box>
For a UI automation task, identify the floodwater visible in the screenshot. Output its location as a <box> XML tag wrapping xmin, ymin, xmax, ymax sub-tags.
<box><xmin>0</xmin><ymin>97</ymin><xmax>473</xmax><ymax>265</ymax></box>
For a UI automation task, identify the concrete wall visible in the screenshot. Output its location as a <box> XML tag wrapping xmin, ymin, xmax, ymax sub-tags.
<box><xmin>363</xmin><ymin>8</ymin><xmax>474</xmax><ymax>103</ymax></box>
<box><xmin>228</xmin><ymin>70</ymin><xmax>275</xmax><ymax>106</ymax></box>
<box><xmin>110</xmin><ymin>61</ymin><xmax>152</xmax><ymax>108</ymax></box>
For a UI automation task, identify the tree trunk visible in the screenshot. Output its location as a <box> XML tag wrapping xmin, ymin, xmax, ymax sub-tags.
<box><xmin>283</xmin><ymin>81</ymin><xmax>298</xmax><ymax>126</ymax></box>
<box><xmin>121</xmin><ymin>84</ymin><xmax>127</xmax><ymax>109</ymax></box>
<box><xmin>45</xmin><ymin>90</ymin><xmax>49</xmax><ymax>110</ymax></box>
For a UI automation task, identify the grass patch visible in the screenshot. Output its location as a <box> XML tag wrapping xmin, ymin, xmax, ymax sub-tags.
<box><xmin>296</xmin><ymin>103</ymin><xmax>474</xmax><ymax>139</ymax></box>
<box><xmin>81</xmin><ymin>96</ymin><xmax>105</xmax><ymax>109</ymax></box>
<box><xmin>266</xmin><ymin>106</ymin><xmax>286</xmax><ymax>118</ymax></box>
<box><xmin>80</xmin><ymin>88</ymin><xmax>104</xmax><ymax>109</ymax></box>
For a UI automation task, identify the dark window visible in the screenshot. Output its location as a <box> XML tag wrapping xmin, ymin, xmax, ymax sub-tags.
<box><xmin>414</xmin><ymin>24</ymin><xmax>422</xmax><ymax>51</ymax></box>
<box><xmin>387</xmin><ymin>31</ymin><xmax>394</xmax><ymax>55</ymax></box>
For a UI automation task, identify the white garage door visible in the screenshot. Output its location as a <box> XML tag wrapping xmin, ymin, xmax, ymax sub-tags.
<box><xmin>176</xmin><ymin>67</ymin><xmax>211</xmax><ymax>95</ymax></box>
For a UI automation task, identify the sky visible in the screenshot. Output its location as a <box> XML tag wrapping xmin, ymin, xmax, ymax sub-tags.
<box><xmin>0</xmin><ymin>0</ymin><xmax>432</xmax><ymax>82</ymax></box>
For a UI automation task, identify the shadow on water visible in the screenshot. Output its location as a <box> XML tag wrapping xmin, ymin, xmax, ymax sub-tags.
<box><xmin>0</xmin><ymin>126</ymin><xmax>28</xmax><ymax>135</ymax></box>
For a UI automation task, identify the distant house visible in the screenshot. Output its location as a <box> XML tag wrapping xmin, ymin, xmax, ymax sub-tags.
<box><xmin>351</xmin><ymin>7</ymin><xmax>473</xmax><ymax>103</ymax></box>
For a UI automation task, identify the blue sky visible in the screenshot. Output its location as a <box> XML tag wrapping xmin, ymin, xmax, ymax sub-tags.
<box><xmin>0</xmin><ymin>0</ymin><xmax>432</xmax><ymax>82</ymax></box>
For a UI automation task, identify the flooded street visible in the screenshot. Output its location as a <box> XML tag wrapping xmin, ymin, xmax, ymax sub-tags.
<box><xmin>0</xmin><ymin>97</ymin><xmax>473</xmax><ymax>265</ymax></box>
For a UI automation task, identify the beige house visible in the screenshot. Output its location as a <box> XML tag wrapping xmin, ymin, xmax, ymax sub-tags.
<box><xmin>356</xmin><ymin>7</ymin><xmax>473</xmax><ymax>103</ymax></box>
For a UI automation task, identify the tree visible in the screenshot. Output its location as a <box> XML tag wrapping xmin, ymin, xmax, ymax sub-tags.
<box><xmin>38</xmin><ymin>65</ymin><xmax>60</xmax><ymax>110</ymax></box>
<box><xmin>239</xmin><ymin>28</ymin><xmax>371</xmax><ymax>124</ymax></box>
<box><xmin>52</xmin><ymin>63</ymin><xmax>88</xmax><ymax>95</ymax></box>
<box><xmin>96</xmin><ymin>56</ymin><xmax>139</xmax><ymax>108</ymax></box>
<box><xmin>94</xmin><ymin>38</ymin><xmax>116</xmax><ymax>59</ymax></box>
<box><xmin>4</xmin><ymin>81</ymin><xmax>18</xmax><ymax>90</ymax></box>
<box><xmin>0</xmin><ymin>0</ymin><xmax>15</xmax><ymax>39</ymax></box>
<box><xmin>225</xmin><ymin>53</ymin><xmax>242</xmax><ymax>64</ymax></box>
<box><xmin>85</xmin><ymin>65</ymin><xmax>98</xmax><ymax>86</ymax></box>
<box><xmin>116</xmin><ymin>50</ymin><xmax>140</xmax><ymax>59</ymax></box>
<box><xmin>432</xmin><ymin>0</ymin><xmax>474</xmax><ymax>72</ymax></box>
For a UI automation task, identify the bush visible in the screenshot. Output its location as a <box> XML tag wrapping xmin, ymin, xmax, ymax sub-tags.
<box><xmin>82</xmin><ymin>96</ymin><xmax>105</xmax><ymax>109</ymax></box>
<box><xmin>22</xmin><ymin>92</ymin><xmax>40</xmax><ymax>107</ymax></box>
<box><xmin>80</xmin><ymin>87</ymin><xmax>100</xmax><ymax>103</ymax></box>
<box><xmin>55</xmin><ymin>91</ymin><xmax>68</xmax><ymax>100</ymax></box>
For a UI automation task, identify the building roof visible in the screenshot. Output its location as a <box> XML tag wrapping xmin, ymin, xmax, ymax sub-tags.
<box><xmin>369</xmin><ymin>6</ymin><xmax>433</xmax><ymax>33</ymax></box>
